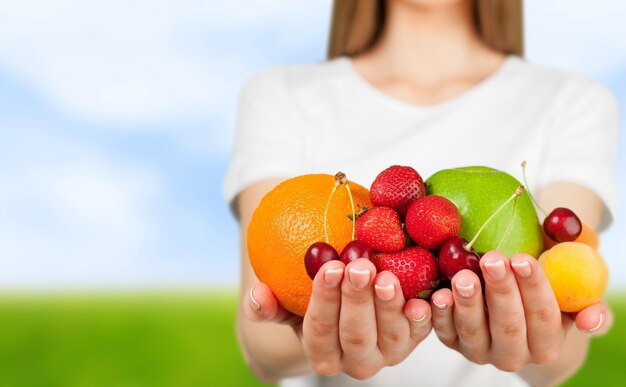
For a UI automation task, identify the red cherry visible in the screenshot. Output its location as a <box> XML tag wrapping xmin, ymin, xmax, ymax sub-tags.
<box><xmin>304</xmin><ymin>242</ymin><xmax>339</xmax><ymax>280</ymax></box>
<box><xmin>339</xmin><ymin>240</ymin><xmax>374</xmax><ymax>265</ymax></box>
<box><xmin>543</xmin><ymin>207</ymin><xmax>582</xmax><ymax>243</ymax></box>
<box><xmin>438</xmin><ymin>237</ymin><xmax>481</xmax><ymax>280</ymax></box>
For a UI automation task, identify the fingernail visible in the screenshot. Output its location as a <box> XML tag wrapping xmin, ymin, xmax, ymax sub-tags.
<box><xmin>484</xmin><ymin>259</ymin><xmax>505</xmax><ymax>280</ymax></box>
<box><xmin>433</xmin><ymin>298</ymin><xmax>448</xmax><ymax>310</ymax></box>
<box><xmin>349</xmin><ymin>268</ymin><xmax>370</xmax><ymax>289</ymax></box>
<box><xmin>324</xmin><ymin>268</ymin><xmax>343</xmax><ymax>287</ymax></box>
<box><xmin>374</xmin><ymin>283</ymin><xmax>395</xmax><ymax>301</ymax></box>
<box><xmin>412</xmin><ymin>314</ymin><xmax>427</xmax><ymax>323</ymax></box>
<box><xmin>511</xmin><ymin>261</ymin><xmax>532</xmax><ymax>278</ymax></box>
<box><xmin>588</xmin><ymin>313</ymin><xmax>604</xmax><ymax>333</ymax></box>
<box><xmin>454</xmin><ymin>282</ymin><xmax>475</xmax><ymax>298</ymax></box>
<box><xmin>249</xmin><ymin>288</ymin><xmax>260</xmax><ymax>311</ymax></box>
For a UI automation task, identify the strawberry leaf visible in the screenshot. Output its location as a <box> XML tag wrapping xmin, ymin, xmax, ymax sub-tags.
<box><xmin>347</xmin><ymin>205</ymin><xmax>370</xmax><ymax>221</ymax></box>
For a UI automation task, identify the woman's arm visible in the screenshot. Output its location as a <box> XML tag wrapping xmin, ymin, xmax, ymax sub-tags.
<box><xmin>429</xmin><ymin>181</ymin><xmax>613</xmax><ymax>387</ymax></box>
<box><xmin>517</xmin><ymin>181</ymin><xmax>613</xmax><ymax>386</ymax></box>
<box><xmin>236</xmin><ymin>179</ymin><xmax>312</xmax><ymax>383</ymax></box>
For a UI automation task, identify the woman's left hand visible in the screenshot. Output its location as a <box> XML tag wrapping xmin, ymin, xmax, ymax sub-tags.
<box><xmin>430</xmin><ymin>251</ymin><xmax>612</xmax><ymax>372</ymax></box>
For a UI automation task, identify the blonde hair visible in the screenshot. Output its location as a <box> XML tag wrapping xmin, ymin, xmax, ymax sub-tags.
<box><xmin>327</xmin><ymin>0</ymin><xmax>523</xmax><ymax>59</ymax></box>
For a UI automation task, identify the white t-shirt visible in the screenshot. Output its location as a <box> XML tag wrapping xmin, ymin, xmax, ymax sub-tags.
<box><xmin>223</xmin><ymin>56</ymin><xmax>619</xmax><ymax>386</ymax></box>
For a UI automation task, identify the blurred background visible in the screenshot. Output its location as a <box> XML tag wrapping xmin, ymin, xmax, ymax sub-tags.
<box><xmin>0</xmin><ymin>0</ymin><xmax>624</xmax><ymax>386</ymax></box>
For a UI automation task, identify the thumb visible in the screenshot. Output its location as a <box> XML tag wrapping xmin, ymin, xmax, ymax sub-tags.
<box><xmin>244</xmin><ymin>283</ymin><xmax>302</xmax><ymax>326</ymax></box>
<box><xmin>574</xmin><ymin>301</ymin><xmax>612</xmax><ymax>336</ymax></box>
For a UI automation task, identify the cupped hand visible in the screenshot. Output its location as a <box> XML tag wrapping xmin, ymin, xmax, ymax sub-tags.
<box><xmin>430</xmin><ymin>251</ymin><xmax>612</xmax><ymax>372</ymax></box>
<box><xmin>244</xmin><ymin>258</ymin><xmax>433</xmax><ymax>380</ymax></box>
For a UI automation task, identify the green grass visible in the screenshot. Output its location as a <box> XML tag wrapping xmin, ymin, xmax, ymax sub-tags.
<box><xmin>0</xmin><ymin>291</ymin><xmax>621</xmax><ymax>387</ymax></box>
<box><xmin>562</xmin><ymin>295</ymin><xmax>626</xmax><ymax>387</ymax></box>
<box><xmin>0</xmin><ymin>291</ymin><xmax>266</xmax><ymax>387</ymax></box>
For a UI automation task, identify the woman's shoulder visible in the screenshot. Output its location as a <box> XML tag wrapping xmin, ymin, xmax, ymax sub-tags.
<box><xmin>239</xmin><ymin>58</ymin><xmax>350</xmax><ymax>101</ymax></box>
<box><xmin>507</xmin><ymin>56</ymin><xmax>617</xmax><ymax>107</ymax></box>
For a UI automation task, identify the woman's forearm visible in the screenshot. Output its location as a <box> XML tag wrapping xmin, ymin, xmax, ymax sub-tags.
<box><xmin>518</xmin><ymin>183</ymin><xmax>606</xmax><ymax>386</ymax></box>
<box><xmin>236</xmin><ymin>307</ymin><xmax>312</xmax><ymax>383</ymax></box>
<box><xmin>235</xmin><ymin>180</ymin><xmax>313</xmax><ymax>382</ymax></box>
<box><xmin>517</xmin><ymin>329</ymin><xmax>589</xmax><ymax>386</ymax></box>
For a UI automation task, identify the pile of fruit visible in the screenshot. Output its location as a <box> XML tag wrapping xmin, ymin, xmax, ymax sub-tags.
<box><xmin>247</xmin><ymin>163</ymin><xmax>608</xmax><ymax>316</ymax></box>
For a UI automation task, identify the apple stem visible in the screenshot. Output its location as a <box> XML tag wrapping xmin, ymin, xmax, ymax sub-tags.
<box><xmin>521</xmin><ymin>161</ymin><xmax>548</xmax><ymax>216</ymax></box>
<box><xmin>496</xmin><ymin>196</ymin><xmax>519</xmax><ymax>251</ymax></box>
<box><xmin>465</xmin><ymin>185</ymin><xmax>525</xmax><ymax>251</ymax></box>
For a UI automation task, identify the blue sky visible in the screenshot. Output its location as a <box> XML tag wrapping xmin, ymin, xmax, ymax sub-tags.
<box><xmin>0</xmin><ymin>0</ymin><xmax>624</xmax><ymax>289</ymax></box>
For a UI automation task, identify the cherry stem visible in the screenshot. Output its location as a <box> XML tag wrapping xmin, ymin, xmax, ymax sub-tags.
<box><xmin>345</xmin><ymin>182</ymin><xmax>356</xmax><ymax>241</ymax></box>
<box><xmin>323</xmin><ymin>178</ymin><xmax>340</xmax><ymax>244</ymax></box>
<box><xmin>496</xmin><ymin>196</ymin><xmax>519</xmax><ymax>251</ymax></box>
<box><xmin>521</xmin><ymin>161</ymin><xmax>548</xmax><ymax>216</ymax></box>
<box><xmin>324</xmin><ymin>172</ymin><xmax>355</xmax><ymax>244</ymax></box>
<box><xmin>465</xmin><ymin>185</ymin><xmax>525</xmax><ymax>251</ymax></box>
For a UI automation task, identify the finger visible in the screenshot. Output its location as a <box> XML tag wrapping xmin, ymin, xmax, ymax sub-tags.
<box><xmin>373</xmin><ymin>271</ymin><xmax>410</xmax><ymax>359</ymax></box>
<box><xmin>575</xmin><ymin>302</ymin><xmax>612</xmax><ymax>336</ymax></box>
<box><xmin>404</xmin><ymin>298</ymin><xmax>432</xmax><ymax>344</ymax></box>
<box><xmin>302</xmin><ymin>260</ymin><xmax>345</xmax><ymax>375</ymax></box>
<box><xmin>451</xmin><ymin>269</ymin><xmax>490</xmax><ymax>363</ymax></box>
<box><xmin>481</xmin><ymin>251</ymin><xmax>529</xmax><ymax>370</ymax></box>
<box><xmin>510</xmin><ymin>254</ymin><xmax>563</xmax><ymax>364</ymax></box>
<box><xmin>340</xmin><ymin>258</ymin><xmax>381</xmax><ymax>365</ymax></box>
<box><xmin>430</xmin><ymin>288</ymin><xmax>457</xmax><ymax>349</ymax></box>
<box><xmin>244</xmin><ymin>283</ymin><xmax>302</xmax><ymax>326</ymax></box>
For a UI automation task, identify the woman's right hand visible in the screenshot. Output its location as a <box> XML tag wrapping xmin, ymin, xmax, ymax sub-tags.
<box><xmin>244</xmin><ymin>258</ymin><xmax>433</xmax><ymax>380</ymax></box>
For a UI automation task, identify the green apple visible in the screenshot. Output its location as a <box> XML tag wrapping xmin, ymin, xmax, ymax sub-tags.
<box><xmin>426</xmin><ymin>166</ymin><xmax>543</xmax><ymax>257</ymax></box>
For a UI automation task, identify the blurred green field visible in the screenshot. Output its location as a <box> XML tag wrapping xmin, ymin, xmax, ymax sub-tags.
<box><xmin>0</xmin><ymin>291</ymin><xmax>622</xmax><ymax>387</ymax></box>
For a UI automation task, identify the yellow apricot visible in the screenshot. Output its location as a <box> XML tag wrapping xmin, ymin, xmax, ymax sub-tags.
<box><xmin>539</xmin><ymin>242</ymin><xmax>608</xmax><ymax>313</ymax></box>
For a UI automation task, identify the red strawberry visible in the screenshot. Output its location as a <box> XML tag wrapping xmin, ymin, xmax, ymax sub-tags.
<box><xmin>373</xmin><ymin>247</ymin><xmax>440</xmax><ymax>299</ymax></box>
<box><xmin>405</xmin><ymin>195</ymin><xmax>460</xmax><ymax>250</ymax></box>
<box><xmin>356</xmin><ymin>207</ymin><xmax>405</xmax><ymax>253</ymax></box>
<box><xmin>370</xmin><ymin>165</ymin><xmax>425</xmax><ymax>218</ymax></box>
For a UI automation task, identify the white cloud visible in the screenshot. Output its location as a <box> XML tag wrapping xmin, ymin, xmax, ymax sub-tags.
<box><xmin>525</xmin><ymin>0</ymin><xmax>626</xmax><ymax>76</ymax></box>
<box><xmin>0</xmin><ymin>0</ymin><xmax>331</xmax><ymax>157</ymax></box>
<box><xmin>0</xmin><ymin>129</ymin><xmax>162</xmax><ymax>287</ymax></box>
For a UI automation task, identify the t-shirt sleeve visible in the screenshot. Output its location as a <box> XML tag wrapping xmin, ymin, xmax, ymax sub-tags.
<box><xmin>222</xmin><ymin>70</ymin><xmax>307</xmax><ymax>211</ymax></box>
<box><xmin>539</xmin><ymin>77</ymin><xmax>619</xmax><ymax>230</ymax></box>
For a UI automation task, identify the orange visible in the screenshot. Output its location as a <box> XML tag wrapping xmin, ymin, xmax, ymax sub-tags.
<box><xmin>576</xmin><ymin>222</ymin><xmax>600</xmax><ymax>249</ymax></box>
<box><xmin>539</xmin><ymin>242</ymin><xmax>608</xmax><ymax>312</ymax></box>
<box><xmin>247</xmin><ymin>174</ymin><xmax>372</xmax><ymax>316</ymax></box>
<box><xmin>542</xmin><ymin>221</ymin><xmax>599</xmax><ymax>250</ymax></box>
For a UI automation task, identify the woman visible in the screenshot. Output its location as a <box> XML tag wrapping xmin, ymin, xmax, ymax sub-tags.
<box><xmin>224</xmin><ymin>0</ymin><xmax>618</xmax><ymax>385</ymax></box>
